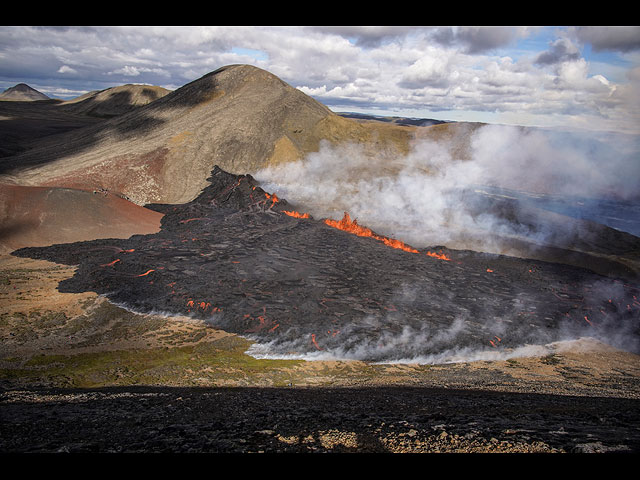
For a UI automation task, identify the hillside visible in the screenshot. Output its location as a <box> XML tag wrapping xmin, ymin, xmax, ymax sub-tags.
<box><xmin>0</xmin><ymin>83</ymin><xmax>49</xmax><ymax>102</ymax></box>
<box><xmin>0</xmin><ymin>65</ymin><xmax>418</xmax><ymax>205</ymax></box>
<box><xmin>0</xmin><ymin>183</ymin><xmax>162</xmax><ymax>253</ymax></box>
<box><xmin>0</xmin><ymin>83</ymin><xmax>169</xmax><ymax>159</ymax></box>
<box><xmin>58</xmin><ymin>84</ymin><xmax>171</xmax><ymax>118</ymax></box>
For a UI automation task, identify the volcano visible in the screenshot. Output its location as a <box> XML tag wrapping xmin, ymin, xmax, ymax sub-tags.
<box><xmin>3</xmin><ymin>64</ymin><xmax>634</xmax><ymax>280</ymax></box>
<box><xmin>3</xmin><ymin>65</ymin><xmax>640</xmax><ymax>362</ymax></box>
<box><xmin>13</xmin><ymin>166</ymin><xmax>640</xmax><ymax>363</ymax></box>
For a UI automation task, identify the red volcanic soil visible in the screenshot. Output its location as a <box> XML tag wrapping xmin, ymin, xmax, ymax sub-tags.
<box><xmin>0</xmin><ymin>183</ymin><xmax>163</xmax><ymax>252</ymax></box>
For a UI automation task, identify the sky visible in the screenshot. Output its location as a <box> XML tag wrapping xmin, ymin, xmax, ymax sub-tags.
<box><xmin>1</xmin><ymin>26</ymin><xmax>640</xmax><ymax>134</ymax></box>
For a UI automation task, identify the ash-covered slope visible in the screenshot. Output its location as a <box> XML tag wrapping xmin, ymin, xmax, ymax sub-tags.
<box><xmin>13</xmin><ymin>167</ymin><xmax>640</xmax><ymax>362</ymax></box>
<box><xmin>0</xmin><ymin>183</ymin><xmax>162</xmax><ymax>252</ymax></box>
<box><xmin>1</xmin><ymin>65</ymin><xmax>410</xmax><ymax>206</ymax></box>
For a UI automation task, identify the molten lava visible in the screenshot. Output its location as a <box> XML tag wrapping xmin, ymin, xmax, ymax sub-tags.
<box><xmin>324</xmin><ymin>212</ymin><xmax>419</xmax><ymax>254</ymax></box>
<box><xmin>100</xmin><ymin>259</ymin><xmax>121</xmax><ymax>267</ymax></box>
<box><xmin>425</xmin><ymin>251</ymin><xmax>451</xmax><ymax>261</ymax></box>
<box><xmin>265</xmin><ymin>192</ymin><xmax>279</xmax><ymax>204</ymax></box>
<box><xmin>311</xmin><ymin>333</ymin><xmax>323</xmax><ymax>350</ymax></box>
<box><xmin>283</xmin><ymin>210</ymin><xmax>310</xmax><ymax>219</ymax></box>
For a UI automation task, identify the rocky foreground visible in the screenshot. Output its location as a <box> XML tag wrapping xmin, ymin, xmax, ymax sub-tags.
<box><xmin>2</xmin><ymin>382</ymin><xmax>639</xmax><ymax>454</ymax></box>
<box><xmin>1</xmin><ymin>251</ymin><xmax>639</xmax><ymax>453</ymax></box>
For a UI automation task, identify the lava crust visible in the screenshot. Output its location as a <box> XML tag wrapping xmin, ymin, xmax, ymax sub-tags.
<box><xmin>13</xmin><ymin>166</ymin><xmax>640</xmax><ymax>362</ymax></box>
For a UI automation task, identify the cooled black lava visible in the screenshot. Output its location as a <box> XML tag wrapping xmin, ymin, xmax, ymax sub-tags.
<box><xmin>13</xmin><ymin>166</ymin><xmax>640</xmax><ymax>361</ymax></box>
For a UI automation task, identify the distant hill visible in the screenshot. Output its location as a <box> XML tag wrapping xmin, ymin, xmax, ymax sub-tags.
<box><xmin>0</xmin><ymin>83</ymin><xmax>50</xmax><ymax>102</ymax></box>
<box><xmin>59</xmin><ymin>84</ymin><xmax>171</xmax><ymax>118</ymax></box>
<box><xmin>339</xmin><ymin>112</ymin><xmax>449</xmax><ymax>127</ymax></box>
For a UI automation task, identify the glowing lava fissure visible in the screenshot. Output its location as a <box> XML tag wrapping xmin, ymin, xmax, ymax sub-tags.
<box><xmin>283</xmin><ymin>210</ymin><xmax>311</xmax><ymax>219</ymax></box>
<box><xmin>12</xmin><ymin>165</ymin><xmax>640</xmax><ymax>361</ymax></box>
<box><xmin>324</xmin><ymin>212</ymin><xmax>419</xmax><ymax>253</ymax></box>
<box><xmin>324</xmin><ymin>212</ymin><xmax>451</xmax><ymax>258</ymax></box>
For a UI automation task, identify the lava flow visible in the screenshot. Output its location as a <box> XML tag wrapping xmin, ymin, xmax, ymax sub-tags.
<box><xmin>283</xmin><ymin>210</ymin><xmax>310</xmax><ymax>219</ymax></box>
<box><xmin>324</xmin><ymin>212</ymin><xmax>451</xmax><ymax>260</ymax></box>
<box><xmin>425</xmin><ymin>250</ymin><xmax>451</xmax><ymax>261</ymax></box>
<box><xmin>324</xmin><ymin>212</ymin><xmax>419</xmax><ymax>253</ymax></box>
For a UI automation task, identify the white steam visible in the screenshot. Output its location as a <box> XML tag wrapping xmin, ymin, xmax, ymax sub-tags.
<box><xmin>247</xmin><ymin>334</ymin><xmax>618</xmax><ymax>365</ymax></box>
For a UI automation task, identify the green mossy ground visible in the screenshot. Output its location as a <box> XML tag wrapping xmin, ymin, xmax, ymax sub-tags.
<box><xmin>1</xmin><ymin>336</ymin><xmax>307</xmax><ymax>388</ymax></box>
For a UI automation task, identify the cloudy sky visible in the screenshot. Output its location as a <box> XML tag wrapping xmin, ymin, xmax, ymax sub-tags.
<box><xmin>1</xmin><ymin>26</ymin><xmax>640</xmax><ymax>134</ymax></box>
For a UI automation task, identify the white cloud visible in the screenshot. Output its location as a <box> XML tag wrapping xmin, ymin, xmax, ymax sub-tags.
<box><xmin>57</xmin><ymin>65</ymin><xmax>77</xmax><ymax>74</ymax></box>
<box><xmin>1</xmin><ymin>26</ymin><xmax>639</xmax><ymax>134</ymax></box>
<box><xmin>399</xmin><ymin>49</ymin><xmax>454</xmax><ymax>89</ymax></box>
<box><xmin>112</xmin><ymin>65</ymin><xmax>141</xmax><ymax>76</ymax></box>
<box><xmin>109</xmin><ymin>65</ymin><xmax>170</xmax><ymax>78</ymax></box>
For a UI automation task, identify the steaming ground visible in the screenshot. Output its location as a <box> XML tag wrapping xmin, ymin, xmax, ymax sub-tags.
<box><xmin>13</xmin><ymin>165</ymin><xmax>640</xmax><ymax>365</ymax></box>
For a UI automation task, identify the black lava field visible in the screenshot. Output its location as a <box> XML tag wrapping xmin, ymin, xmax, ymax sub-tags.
<box><xmin>13</xmin><ymin>167</ymin><xmax>640</xmax><ymax>363</ymax></box>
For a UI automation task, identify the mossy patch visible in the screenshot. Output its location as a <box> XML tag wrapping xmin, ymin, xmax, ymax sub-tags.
<box><xmin>1</xmin><ymin>335</ymin><xmax>304</xmax><ymax>388</ymax></box>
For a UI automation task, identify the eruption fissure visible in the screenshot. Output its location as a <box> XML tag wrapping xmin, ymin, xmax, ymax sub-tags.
<box><xmin>283</xmin><ymin>210</ymin><xmax>310</xmax><ymax>219</ymax></box>
<box><xmin>323</xmin><ymin>212</ymin><xmax>420</xmax><ymax>254</ymax></box>
<box><xmin>323</xmin><ymin>211</ymin><xmax>451</xmax><ymax>259</ymax></box>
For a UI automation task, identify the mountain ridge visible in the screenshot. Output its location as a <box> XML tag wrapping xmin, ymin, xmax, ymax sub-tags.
<box><xmin>0</xmin><ymin>65</ymin><xmax>417</xmax><ymax>205</ymax></box>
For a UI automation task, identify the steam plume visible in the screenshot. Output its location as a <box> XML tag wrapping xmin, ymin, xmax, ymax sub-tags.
<box><xmin>256</xmin><ymin>124</ymin><xmax>640</xmax><ymax>251</ymax></box>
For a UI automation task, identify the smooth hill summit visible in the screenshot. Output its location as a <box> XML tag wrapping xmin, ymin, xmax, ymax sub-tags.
<box><xmin>58</xmin><ymin>84</ymin><xmax>171</xmax><ymax>118</ymax></box>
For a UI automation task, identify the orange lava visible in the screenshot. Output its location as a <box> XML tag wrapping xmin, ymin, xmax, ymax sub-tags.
<box><xmin>283</xmin><ymin>210</ymin><xmax>310</xmax><ymax>219</ymax></box>
<box><xmin>137</xmin><ymin>269</ymin><xmax>155</xmax><ymax>277</ymax></box>
<box><xmin>425</xmin><ymin>251</ymin><xmax>451</xmax><ymax>261</ymax></box>
<box><xmin>324</xmin><ymin>212</ymin><xmax>419</xmax><ymax>254</ymax></box>
<box><xmin>311</xmin><ymin>333</ymin><xmax>323</xmax><ymax>350</ymax></box>
<box><xmin>100</xmin><ymin>259</ymin><xmax>121</xmax><ymax>267</ymax></box>
<box><xmin>265</xmin><ymin>192</ymin><xmax>279</xmax><ymax>203</ymax></box>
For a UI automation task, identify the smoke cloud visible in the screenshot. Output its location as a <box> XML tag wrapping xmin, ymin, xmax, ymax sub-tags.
<box><xmin>256</xmin><ymin>124</ymin><xmax>640</xmax><ymax>251</ymax></box>
<box><xmin>245</xmin><ymin>273</ymin><xmax>640</xmax><ymax>364</ymax></box>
